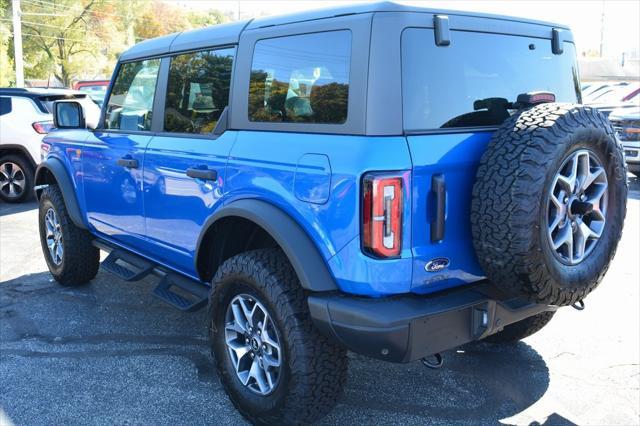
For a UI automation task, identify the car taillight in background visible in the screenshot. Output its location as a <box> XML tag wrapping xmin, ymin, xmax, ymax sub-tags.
<box><xmin>32</xmin><ymin>121</ymin><xmax>54</xmax><ymax>134</ymax></box>
<box><xmin>40</xmin><ymin>142</ymin><xmax>51</xmax><ymax>160</ymax></box>
<box><xmin>611</xmin><ymin>119</ymin><xmax>640</xmax><ymax>141</ymax></box>
<box><xmin>362</xmin><ymin>172</ymin><xmax>403</xmax><ymax>258</ymax></box>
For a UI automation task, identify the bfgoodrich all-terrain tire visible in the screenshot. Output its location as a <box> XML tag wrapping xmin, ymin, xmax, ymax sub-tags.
<box><xmin>209</xmin><ymin>249</ymin><xmax>348</xmax><ymax>425</ymax></box>
<box><xmin>472</xmin><ymin>104</ymin><xmax>627</xmax><ymax>306</ymax></box>
<box><xmin>38</xmin><ymin>185</ymin><xmax>99</xmax><ymax>286</ymax></box>
<box><xmin>484</xmin><ymin>311</ymin><xmax>556</xmax><ymax>343</ymax></box>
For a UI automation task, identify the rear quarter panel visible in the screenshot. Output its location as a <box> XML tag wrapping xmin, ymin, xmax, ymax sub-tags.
<box><xmin>225</xmin><ymin>131</ymin><xmax>413</xmax><ymax>296</ymax></box>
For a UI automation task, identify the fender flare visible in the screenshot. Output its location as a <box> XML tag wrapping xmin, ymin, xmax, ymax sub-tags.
<box><xmin>196</xmin><ymin>199</ymin><xmax>338</xmax><ymax>292</ymax></box>
<box><xmin>34</xmin><ymin>158</ymin><xmax>87</xmax><ymax>230</ymax></box>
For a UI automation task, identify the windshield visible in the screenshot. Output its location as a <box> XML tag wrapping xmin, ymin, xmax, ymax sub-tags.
<box><xmin>402</xmin><ymin>29</ymin><xmax>580</xmax><ymax>131</ymax></box>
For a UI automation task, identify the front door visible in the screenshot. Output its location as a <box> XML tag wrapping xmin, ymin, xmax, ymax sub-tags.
<box><xmin>143</xmin><ymin>47</ymin><xmax>236</xmax><ymax>274</ymax></box>
<box><xmin>82</xmin><ymin>58</ymin><xmax>161</xmax><ymax>248</ymax></box>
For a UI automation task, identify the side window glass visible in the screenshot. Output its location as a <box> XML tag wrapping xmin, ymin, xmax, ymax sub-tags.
<box><xmin>105</xmin><ymin>59</ymin><xmax>160</xmax><ymax>131</ymax></box>
<box><xmin>164</xmin><ymin>48</ymin><xmax>235</xmax><ymax>134</ymax></box>
<box><xmin>0</xmin><ymin>97</ymin><xmax>12</xmax><ymax>116</ymax></box>
<box><xmin>249</xmin><ymin>31</ymin><xmax>351</xmax><ymax>124</ymax></box>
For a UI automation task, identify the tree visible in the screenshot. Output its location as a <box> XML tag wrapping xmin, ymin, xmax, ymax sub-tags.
<box><xmin>1</xmin><ymin>0</ymin><xmax>229</xmax><ymax>87</ymax></box>
<box><xmin>18</xmin><ymin>0</ymin><xmax>128</xmax><ymax>86</ymax></box>
<box><xmin>0</xmin><ymin>0</ymin><xmax>14</xmax><ymax>86</ymax></box>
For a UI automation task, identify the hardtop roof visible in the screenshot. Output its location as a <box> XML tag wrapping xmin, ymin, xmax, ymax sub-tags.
<box><xmin>118</xmin><ymin>1</ymin><xmax>569</xmax><ymax>62</ymax></box>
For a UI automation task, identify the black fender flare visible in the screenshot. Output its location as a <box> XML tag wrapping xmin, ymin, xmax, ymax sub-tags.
<box><xmin>34</xmin><ymin>158</ymin><xmax>87</xmax><ymax>230</ymax></box>
<box><xmin>196</xmin><ymin>199</ymin><xmax>338</xmax><ymax>292</ymax></box>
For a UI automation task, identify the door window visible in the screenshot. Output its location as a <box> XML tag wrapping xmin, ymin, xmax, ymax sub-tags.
<box><xmin>164</xmin><ymin>48</ymin><xmax>235</xmax><ymax>134</ymax></box>
<box><xmin>104</xmin><ymin>59</ymin><xmax>160</xmax><ymax>131</ymax></box>
<box><xmin>248</xmin><ymin>31</ymin><xmax>351</xmax><ymax>124</ymax></box>
<box><xmin>0</xmin><ymin>97</ymin><xmax>11</xmax><ymax>116</ymax></box>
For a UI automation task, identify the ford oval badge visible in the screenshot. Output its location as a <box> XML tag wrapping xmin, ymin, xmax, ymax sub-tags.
<box><xmin>425</xmin><ymin>258</ymin><xmax>450</xmax><ymax>272</ymax></box>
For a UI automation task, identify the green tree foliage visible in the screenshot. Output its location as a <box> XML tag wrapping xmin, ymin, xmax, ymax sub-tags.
<box><xmin>0</xmin><ymin>0</ymin><xmax>14</xmax><ymax>86</ymax></box>
<box><xmin>2</xmin><ymin>0</ymin><xmax>228</xmax><ymax>87</ymax></box>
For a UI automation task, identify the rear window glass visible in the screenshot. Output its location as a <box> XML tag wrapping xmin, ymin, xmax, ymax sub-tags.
<box><xmin>38</xmin><ymin>94</ymin><xmax>87</xmax><ymax>113</ymax></box>
<box><xmin>402</xmin><ymin>29</ymin><xmax>580</xmax><ymax>131</ymax></box>
<box><xmin>249</xmin><ymin>30</ymin><xmax>351</xmax><ymax>124</ymax></box>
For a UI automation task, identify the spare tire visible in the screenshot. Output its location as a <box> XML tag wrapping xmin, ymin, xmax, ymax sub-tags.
<box><xmin>471</xmin><ymin>104</ymin><xmax>627</xmax><ymax>306</ymax></box>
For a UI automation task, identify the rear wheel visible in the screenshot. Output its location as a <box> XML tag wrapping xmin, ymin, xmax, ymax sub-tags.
<box><xmin>484</xmin><ymin>311</ymin><xmax>556</xmax><ymax>343</ymax></box>
<box><xmin>38</xmin><ymin>185</ymin><xmax>99</xmax><ymax>286</ymax></box>
<box><xmin>210</xmin><ymin>249</ymin><xmax>347</xmax><ymax>425</ymax></box>
<box><xmin>0</xmin><ymin>155</ymin><xmax>33</xmax><ymax>203</ymax></box>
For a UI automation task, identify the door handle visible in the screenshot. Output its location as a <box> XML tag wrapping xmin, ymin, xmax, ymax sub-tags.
<box><xmin>117</xmin><ymin>157</ymin><xmax>138</xmax><ymax>168</ymax></box>
<box><xmin>430</xmin><ymin>174</ymin><xmax>446</xmax><ymax>243</ymax></box>
<box><xmin>186</xmin><ymin>167</ymin><xmax>217</xmax><ymax>181</ymax></box>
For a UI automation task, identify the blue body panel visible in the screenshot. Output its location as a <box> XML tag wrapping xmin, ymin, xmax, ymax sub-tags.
<box><xmin>142</xmin><ymin>131</ymin><xmax>237</xmax><ymax>273</ymax></box>
<box><xmin>45</xmin><ymin>128</ymin><xmax>492</xmax><ymax>297</ymax></box>
<box><xmin>407</xmin><ymin>132</ymin><xmax>491</xmax><ymax>294</ymax></box>
<box><xmin>225</xmin><ymin>132</ymin><xmax>412</xmax><ymax>262</ymax></box>
<box><xmin>82</xmin><ymin>131</ymin><xmax>150</xmax><ymax>249</ymax></box>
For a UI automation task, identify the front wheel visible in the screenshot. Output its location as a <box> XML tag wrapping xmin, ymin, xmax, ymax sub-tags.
<box><xmin>38</xmin><ymin>185</ymin><xmax>99</xmax><ymax>285</ymax></box>
<box><xmin>210</xmin><ymin>249</ymin><xmax>347</xmax><ymax>425</ymax></box>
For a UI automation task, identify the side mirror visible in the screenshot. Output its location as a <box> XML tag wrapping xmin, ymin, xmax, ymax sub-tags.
<box><xmin>53</xmin><ymin>99</ymin><xmax>100</xmax><ymax>130</ymax></box>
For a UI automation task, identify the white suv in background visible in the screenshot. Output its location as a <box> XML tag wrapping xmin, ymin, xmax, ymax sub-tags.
<box><xmin>0</xmin><ymin>88</ymin><xmax>88</xmax><ymax>203</ymax></box>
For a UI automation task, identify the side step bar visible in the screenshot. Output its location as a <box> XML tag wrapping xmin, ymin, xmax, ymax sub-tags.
<box><xmin>94</xmin><ymin>241</ymin><xmax>209</xmax><ymax>312</ymax></box>
<box><xmin>101</xmin><ymin>249</ymin><xmax>154</xmax><ymax>281</ymax></box>
<box><xmin>153</xmin><ymin>274</ymin><xmax>209</xmax><ymax>312</ymax></box>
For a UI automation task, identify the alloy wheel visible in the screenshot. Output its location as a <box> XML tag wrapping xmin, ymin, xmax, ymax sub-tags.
<box><xmin>0</xmin><ymin>162</ymin><xmax>26</xmax><ymax>199</ymax></box>
<box><xmin>224</xmin><ymin>294</ymin><xmax>282</xmax><ymax>396</ymax></box>
<box><xmin>546</xmin><ymin>149</ymin><xmax>608</xmax><ymax>265</ymax></box>
<box><xmin>45</xmin><ymin>208</ymin><xmax>64</xmax><ymax>265</ymax></box>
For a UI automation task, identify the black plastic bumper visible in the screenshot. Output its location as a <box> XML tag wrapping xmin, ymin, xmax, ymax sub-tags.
<box><xmin>308</xmin><ymin>282</ymin><xmax>554</xmax><ymax>363</ymax></box>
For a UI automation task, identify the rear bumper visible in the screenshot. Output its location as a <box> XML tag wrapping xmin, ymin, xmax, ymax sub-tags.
<box><xmin>308</xmin><ymin>282</ymin><xmax>554</xmax><ymax>363</ymax></box>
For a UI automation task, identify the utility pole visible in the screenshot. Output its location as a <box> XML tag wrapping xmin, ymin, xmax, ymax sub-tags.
<box><xmin>599</xmin><ymin>0</ymin><xmax>605</xmax><ymax>58</ymax></box>
<box><xmin>11</xmin><ymin>0</ymin><xmax>24</xmax><ymax>87</ymax></box>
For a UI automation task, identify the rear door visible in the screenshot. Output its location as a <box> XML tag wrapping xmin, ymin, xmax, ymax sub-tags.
<box><xmin>142</xmin><ymin>47</ymin><xmax>236</xmax><ymax>273</ymax></box>
<box><xmin>400</xmin><ymin>26</ymin><xmax>581</xmax><ymax>294</ymax></box>
<box><xmin>82</xmin><ymin>58</ymin><xmax>161</xmax><ymax>247</ymax></box>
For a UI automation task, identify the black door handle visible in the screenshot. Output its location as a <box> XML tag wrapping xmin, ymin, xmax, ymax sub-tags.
<box><xmin>186</xmin><ymin>167</ymin><xmax>217</xmax><ymax>181</ymax></box>
<box><xmin>117</xmin><ymin>157</ymin><xmax>138</xmax><ymax>168</ymax></box>
<box><xmin>430</xmin><ymin>174</ymin><xmax>446</xmax><ymax>242</ymax></box>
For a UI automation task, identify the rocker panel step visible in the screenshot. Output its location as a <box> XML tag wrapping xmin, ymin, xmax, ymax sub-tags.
<box><xmin>101</xmin><ymin>249</ymin><xmax>154</xmax><ymax>282</ymax></box>
<box><xmin>152</xmin><ymin>273</ymin><xmax>209</xmax><ymax>312</ymax></box>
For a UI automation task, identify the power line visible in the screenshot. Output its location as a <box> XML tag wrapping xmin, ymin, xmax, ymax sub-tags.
<box><xmin>21</xmin><ymin>31</ymin><xmax>87</xmax><ymax>43</ymax></box>
<box><xmin>1</xmin><ymin>17</ymin><xmax>69</xmax><ymax>29</ymax></box>
<box><xmin>22</xmin><ymin>0</ymin><xmax>130</xmax><ymax>20</ymax></box>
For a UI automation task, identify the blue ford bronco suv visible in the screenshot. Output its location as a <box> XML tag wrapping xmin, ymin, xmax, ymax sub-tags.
<box><xmin>35</xmin><ymin>2</ymin><xmax>627</xmax><ymax>424</ymax></box>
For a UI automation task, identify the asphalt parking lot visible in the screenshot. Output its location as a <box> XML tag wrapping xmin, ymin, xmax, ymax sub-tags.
<box><xmin>1</xmin><ymin>176</ymin><xmax>639</xmax><ymax>426</ymax></box>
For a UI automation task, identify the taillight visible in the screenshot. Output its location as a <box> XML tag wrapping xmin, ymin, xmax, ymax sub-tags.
<box><xmin>362</xmin><ymin>173</ymin><xmax>403</xmax><ymax>258</ymax></box>
<box><xmin>32</xmin><ymin>121</ymin><xmax>54</xmax><ymax>134</ymax></box>
<box><xmin>40</xmin><ymin>142</ymin><xmax>51</xmax><ymax>160</ymax></box>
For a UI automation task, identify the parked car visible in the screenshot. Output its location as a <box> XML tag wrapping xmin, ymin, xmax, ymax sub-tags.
<box><xmin>609</xmin><ymin>105</ymin><xmax>640</xmax><ymax>177</ymax></box>
<box><xmin>0</xmin><ymin>88</ymin><xmax>89</xmax><ymax>203</ymax></box>
<box><xmin>73</xmin><ymin>80</ymin><xmax>110</xmax><ymax>106</ymax></box>
<box><xmin>34</xmin><ymin>3</ymin><xmax>628</xmax><ymax>424</ymax></box>
<box><xmin>586</xmin><ymin>82</ymin><xmax>640</xmax><ymax>117</ymax></box>
<box><xmin>582</xmin><ymin>81</ymin><xmax>626</xmax><ymax>102</ymax></box>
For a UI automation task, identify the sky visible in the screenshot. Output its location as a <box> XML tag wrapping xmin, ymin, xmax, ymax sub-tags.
<box><xmin>167</xmin><ymin>0</ymin><xmax>640</xmax><ymax>58</ymax></box>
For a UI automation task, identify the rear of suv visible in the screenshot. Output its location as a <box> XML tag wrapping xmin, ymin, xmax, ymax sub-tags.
<box><xmin>34</xmin><ymin>2</ymin><xmax>627</xmax><ymax>424</ymax></box>
<box><xmin>0</xmin><ymin>88</ymin><xmax>87</xmax><ymax>202</ymax></box>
